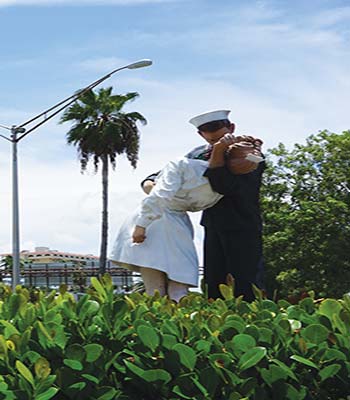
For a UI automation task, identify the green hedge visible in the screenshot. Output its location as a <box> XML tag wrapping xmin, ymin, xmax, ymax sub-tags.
<box><xmin>0</xmin><ymin>275</ymin><xmax>350</xmax><ymax>399</ymax></box>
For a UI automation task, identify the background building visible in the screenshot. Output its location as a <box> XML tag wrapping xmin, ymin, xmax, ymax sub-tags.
<box><xmin>0</xmin><ymin>246</ymin><xmax>134</xmax><ymax>291</ymax></box>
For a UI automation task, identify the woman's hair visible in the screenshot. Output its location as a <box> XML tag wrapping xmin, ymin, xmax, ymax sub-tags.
<box><xmin>198</xmin><ymin>119</ymin><xmax>231</xmax><ymax>133</ymax></box>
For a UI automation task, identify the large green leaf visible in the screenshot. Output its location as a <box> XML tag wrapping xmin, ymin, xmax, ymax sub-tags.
<box><xmin>35</xmin><ymin>388</ymin><xmax>59</xmax><ymax>400</ymax></box>
<box><xmin>68</xmin><ymin>382</ymin><xmax>86</xmax><ymax>390</ymax></box>
<box><xmin>207</xmin><ymin>315</ymin><xmax>222</xmax><ymax>332</ymax></box>
<box><xmin>91</xmin><ymin>277</ymin><xmax>107</xmax><ymax>301</ymax></box>
<box><xmin>65</xmin><ymin>344</ymin><xmax>86</xmax><ymax>362</ymax></box>
<box><xmin>34</xmin><ymin>357</ymin><xmax>51</xmax><ymax>380</ymax></box>
<box><xmin>301</xmin><ymin>324</ymin><xmax>329</xmax><ymax>344</ymax></box>
<box><xmin>238</xmin><ymin>347</ymin><xmax>267</xmax><ymax>371</ymax></box>
<box><xmin>35</xmin><ymin>321</ymin><xmax>53</xmax><ymax>344</ymax></box>
<box><xmin>142</xmin><ymin>369</ymin><xmax>172</xmax><ymax>384</ymax></box>
<box><xmin>319</xmin><ymin>299</ymin><xmax>342</xmax><ymax>320</ymax></box>
<box><xmin>8</xmin><ymin>294</ymin><xmax>27</xmax><ymax>319</ymax></box>
<box><xmin>162</xmin><ymin>334</ymin><xmax>178</xmax><ymax>350</ymax></box>
<box><xmin>81</xmin><ymin>374</ymin><xmax>99</xmax><ymax>384</ymax></box>
<box><xmin>16</xmin><ymin>360</ymin><xmax>34</xmax><ymax>387</ymax></box>
<box><xmin>78</xmin><ymin>300</ymin><xmax>100</xmax><ymax>321</ymax></box>
<box><xmin>243</xmin><ymin>325</ymin><xmax>260</xmax><ymax>341</ymax></box>
<box><xmin>261</xmin><ymin>299</ymin><xmax>279</xmax><ymax>313</ymax></box>
<box><xmin>322</xmin><ymin>348</ymin><xmax>346</xmax><ymax>362</ymax></box>
<box><xmin>84</xmin><ymin>343</ymin><xmax>103</xmax><ymax>362</ymax></box>
<box><xmin>25</xmin><ymin>350</ymin><xmax>41</xmax><ymax>364</ymax></box>
<box><xmin>22</xmin><ymin>304</ymin><xmax>36</xmax><ymax>329</ymax></box>
<box><xmin>162</xmin><ymin>320</ymin><xmax>182</xmax><ymax>338</ymax></box>
<box><xmin>332</xmin><ymin>314</ymin><xmax>349</xmax><ymax>335</ymax></box>
<box><xmin>221</xmin><ymin>320</ymin><xmax>245</xmax><ymax>335</ymax></box>
<box><xmin>44</xmin><ymin>309</ymin><xmax>62</xmax><ymax>325</ymax></box>
<box><xmin>290</xmin><ymin>355</ymin><xmax>318</xmax><ymax>369</ymax></box>
<box><xmin>232</xmin><ymin>334</ymin><xmax>256</xmax><ymax>356</ymax></box>
<box><xmin>0</xmin><ymin>320</ymin><xmax>20</xmax><ymax>338</ymax></box>
<box><xmin>173</xmin><ymin>343</ymin><xmax>197</xmax><ymax>371</ymax></box>
<box><xmin>96</xmin><ymin>387</ymin><xmax>119</xmax><ymax>400</ymax></box>
<box><xmin>63</xmin><ymin>359</ymin><xmax>83</xmax><ymax>371</ymax></box>
<box><xmin>259</xmin><ymin>327</ymin><xmax>273</xmax><ymax>345</ymax></box>
<box><xmin>194</xmin><ymin>340</ymin><xmax>211</xmax><ymax>355</ymax></box>
<box><xmin>124</xmin><ymin>361</ymin><xmax>171</xmax><ymax>384</ymax></box>
<box><xmin>137</xmin><ymin>325</ymin><xmax>160</xmax><ymax>352</ymax></box>
<box><xmin>319</xmin><ymin>364</ymin><xmax>341</xmax><ymax>382</ymax></box>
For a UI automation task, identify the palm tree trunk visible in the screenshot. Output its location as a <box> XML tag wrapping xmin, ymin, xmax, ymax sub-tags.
<box><xmin>99</xmin><ymin>155</ymin><xmax>109</xmax><ymax>275</ymax></box>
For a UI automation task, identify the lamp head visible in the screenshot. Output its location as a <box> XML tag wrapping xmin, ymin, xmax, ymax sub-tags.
<box><xmin>127</xmin><ymin>59</ymin><xmax>153</xmax><ymax>69</ymax></box>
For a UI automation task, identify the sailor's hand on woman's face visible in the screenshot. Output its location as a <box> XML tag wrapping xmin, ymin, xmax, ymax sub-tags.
<box><xmin>132</xmin><ymin>226</ymin><xmax>146</xmax><ymax>243</ymax></box>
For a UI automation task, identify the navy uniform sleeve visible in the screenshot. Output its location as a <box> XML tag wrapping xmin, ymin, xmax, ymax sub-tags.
<box><xmin>203</xmin><ymin>166</ymin><xmax>241</xmax><ymax>195</ymax></box>
<box><xmin>204</xmin><ymin>161</ymin><xmax>265</xmax><ymax>196</ymax></box>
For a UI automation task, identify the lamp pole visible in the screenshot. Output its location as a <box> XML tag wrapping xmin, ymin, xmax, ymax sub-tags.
<box><xmin>11</xmin><ymin>125</ymin><xmax>25</xmax><ymax>287</ymax></box>
<box><xmin>0</xmin><ymin>59</ymin><xmax>152</xmax><ymax>290</ymax></box>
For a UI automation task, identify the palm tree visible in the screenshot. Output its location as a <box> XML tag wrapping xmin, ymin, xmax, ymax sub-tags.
<box><xmin>60</xmin><ymin>87</ymin><xmax>147</xmax><ymax>274</ymax></box>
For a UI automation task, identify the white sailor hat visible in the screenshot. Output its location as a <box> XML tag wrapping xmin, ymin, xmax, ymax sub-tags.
<box><xmin>189</xmin><ymin>110</ymin><xmax>231</xmax><ymax>129</ymax></box>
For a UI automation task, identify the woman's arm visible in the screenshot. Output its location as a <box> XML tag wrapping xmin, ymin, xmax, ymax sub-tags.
<box><xmin>132</xmin><ymin>160</ymin><xmax>184</xmax><ymax>242</ymax></box>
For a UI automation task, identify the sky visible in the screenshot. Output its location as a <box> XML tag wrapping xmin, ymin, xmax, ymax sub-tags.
<box><xmin>0</xmin><ymin>0</ymin><xmax>349</xmax><ymax>260</ymax></box>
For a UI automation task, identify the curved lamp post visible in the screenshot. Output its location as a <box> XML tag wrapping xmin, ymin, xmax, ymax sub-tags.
<box><xmin>0</xmin><ymin>59</ymin><xmax>152</xmax><ymax>290</ymax></box>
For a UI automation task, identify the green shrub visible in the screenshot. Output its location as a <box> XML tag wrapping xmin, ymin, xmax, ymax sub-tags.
<box><xmin>0</xmin><ymin>276</ymin><xmax>350</xmax><ymax>399</ymax></box>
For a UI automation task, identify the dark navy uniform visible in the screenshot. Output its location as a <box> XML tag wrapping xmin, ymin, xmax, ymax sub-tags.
<box><xmin>202</xmin><ymin>162</ymin><xmax>265</xmax><ymax>300</ymax></box>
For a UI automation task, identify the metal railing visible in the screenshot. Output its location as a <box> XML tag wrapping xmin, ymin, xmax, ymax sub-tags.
<box><xmin>0</xmin><ymin>262</ymin><xmax>136</xmax><ymax>289</ymax></box>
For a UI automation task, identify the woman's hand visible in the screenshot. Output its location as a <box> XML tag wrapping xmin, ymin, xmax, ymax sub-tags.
<box><xmin>142</xmin><ymin>180</ymin><xmax>156</xmax><ymax>195</ymax></box>
<box><xmin>132</xmin><ymin>225</ymin><xmax>146</xmax><ymax>243</ymax></box>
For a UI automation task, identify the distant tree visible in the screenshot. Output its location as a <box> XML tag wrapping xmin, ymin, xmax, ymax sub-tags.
<box><xmin>60</xmin><ymin>87</ymin><xmax>147</xmax><ymax>274</ymax></box>
<box><xmin>0</xmin><ymin>255</ymin><xmax>26</xmax><ymax>282</ymax></box>
<box><xmin>0</xmin><ymin>256</ymin><xmax>14</xmax><ymax>271</ymax></box>
<box><xmin>262</xmin><ymin>130</ymin><xmax>350</xmax><ymax>299</ymax></box>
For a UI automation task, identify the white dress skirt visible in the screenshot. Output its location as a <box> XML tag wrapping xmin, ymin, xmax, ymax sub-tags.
<box><xmin>109</xmin><ymin>158</ymin><xmax>222</xmax><ymax>287</ymax></box>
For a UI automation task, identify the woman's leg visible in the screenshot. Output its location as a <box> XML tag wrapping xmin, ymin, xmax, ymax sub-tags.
<box><xmin>167</xmin><ymin>280</ymin><xmax>189</xmax><ymax>302</ymax></box>
<box><xmin>140</xmin><ymin>267</ymin><xmax>167</xmax><ymax>296</ymax></box>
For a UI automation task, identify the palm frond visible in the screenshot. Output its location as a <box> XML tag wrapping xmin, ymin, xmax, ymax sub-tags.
<box><xmin>61</xmin><ymin>87</ymin><xmax>145</xmax><ymax>171</ymax></box>
<box><xmin>124</xmin><ymin>111</ymin><xmax>147</xmax><ymax>125</ymax></box>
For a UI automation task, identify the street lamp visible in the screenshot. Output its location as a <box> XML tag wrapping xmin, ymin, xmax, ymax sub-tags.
<box><xmin>0</xmin><ymin>59</ymin><xmax>152</xmax><ymax>290</ymax></box>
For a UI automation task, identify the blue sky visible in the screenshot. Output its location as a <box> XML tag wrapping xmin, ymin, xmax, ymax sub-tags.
<box><xmin>0</xmin><ymin>0</ymin><xmax>350</xmax><ymax>257</ymax></box>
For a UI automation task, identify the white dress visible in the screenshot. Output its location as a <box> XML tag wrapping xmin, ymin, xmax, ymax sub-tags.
<box><xmin>109</xmin><ymin>158</ymin><xmax>222</xmax><ymax>286</ymax></box>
